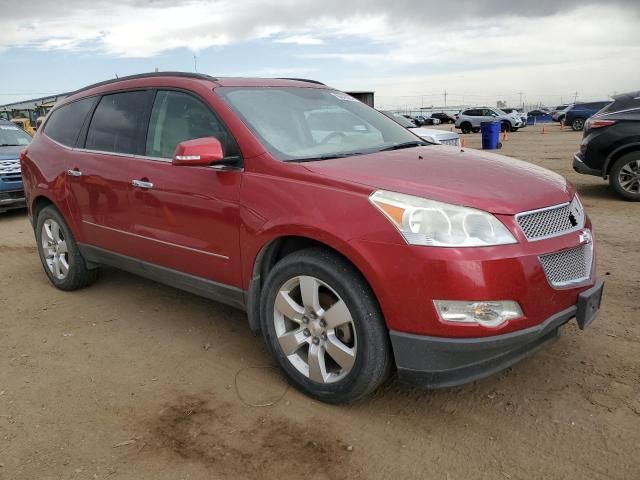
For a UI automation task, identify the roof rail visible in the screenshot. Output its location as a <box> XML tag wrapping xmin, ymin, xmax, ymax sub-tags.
<box><xmin>69</xmin><ymin>72</ymin><xmax>219</xmax><ymax>97</ymax></box>
<box><xmin>276</xmin><ymin>78</ymin><xmax>326</xmax><ymax>86</ymax></box>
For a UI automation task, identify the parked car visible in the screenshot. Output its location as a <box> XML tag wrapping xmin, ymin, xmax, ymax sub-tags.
<box><xmin>565</xmin><ymin>101</ymin><xmax>612</xmax><ymax>131</ymax></box>
<box><xmin>431</xmin><ymin>112</ymin><xmax>455</xmax><ymax>124</ymax></box>
<box><xmin>527</xmin><ymin>109</ymin><xmax>548</xmax><ymax>117</ymax></box>
<box><xmin>502</xmin><ymin>108</ymin><xmax>528</xmax><ymax>128</ymax></box>
<box><xmin>0</xmin><ymin>119</ymin><xmax>30</xmax><ymax>213</ymax></box>
<box><xmin>22</xmin><ymin>73</ymin><xmax>603</xmax><ymax>403</ymax></box>
<box><xmin>414</xmin><ymin>115</ymin><xmax>441</xmax><ymax>126</ymax></box>
<box><xmin>381</xmin><ymin>111</ymin><xmax>459</xmax><ymax>146</ymax></box>
<box><xmin>455</xmin><ymin>107</ymin><xmax>522</xmax><ymax>134</ymax></box>
<box><xmin>573</xmin><ymin>91</ymin><xmax>640</xmax><ymax>200</ymax></box>
<box><xmin>551</xmin><ymin>104</ymin><xmax>571</xmax><ymax>122</ymax></box>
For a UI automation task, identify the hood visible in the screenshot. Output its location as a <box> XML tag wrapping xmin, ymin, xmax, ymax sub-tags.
<box><xmin>409</xmin><ymin>127</ymin><xmax>459</xmax><ymax>143</ymax></box>
<box><xmin>0</xmin><ymin>146</ymin><xmax>23</xmax><ymax>160</ymax></box>
<box><xmin>302</xmin><ymin>146</ymin><xmax>571</xmax><ymax>215</ymax></box>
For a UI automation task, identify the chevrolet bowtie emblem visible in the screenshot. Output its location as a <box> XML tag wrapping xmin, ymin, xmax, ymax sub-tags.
<box><xmin>579</xmin><ymin>230</ymin><xmax>592</xmax><ymax>244</ymax></box>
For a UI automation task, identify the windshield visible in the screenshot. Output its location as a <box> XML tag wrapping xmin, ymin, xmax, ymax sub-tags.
<box><xmin>0</xmin><ymin>124</ymin><xmax>31</xmax><ymax>146</ymax></box>
<box><xmin>217</xmin><ymin>87</ymin><xmax>420</xmax><ymax>161</ymax></box>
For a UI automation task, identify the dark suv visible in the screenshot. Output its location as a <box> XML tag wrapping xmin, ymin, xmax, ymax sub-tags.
<box><xmin>573</xmin><ymin>91</ymin><xmax>640</xmax><ymax>200</ymax></box>
<box><xmin>565</xmin><ymin>101</ymin><xmax>611</xmax><ymax>131</ymax></box>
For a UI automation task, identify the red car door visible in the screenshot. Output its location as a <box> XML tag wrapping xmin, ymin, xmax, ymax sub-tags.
<box><xmin>125</xmin><ymin>89</ymin><xmax>243</xmax><ymax>288</ymax></box>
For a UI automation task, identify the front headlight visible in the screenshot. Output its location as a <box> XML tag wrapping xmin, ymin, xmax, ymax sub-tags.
<box><xmin>369</xmin><ymin>190</ymin><xmax>517</xmax><ymax>247</ymax></box>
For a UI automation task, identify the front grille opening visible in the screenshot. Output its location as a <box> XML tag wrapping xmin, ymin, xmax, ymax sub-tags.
<box><xmin>539</xmin><ymin>243</ymin><xmax>593</xmax><ymax>288</ymax></box>
<box><xmin>516</xmin><ymin>196</ymin><xmax>585</xmax><ymax>241</ymax></box>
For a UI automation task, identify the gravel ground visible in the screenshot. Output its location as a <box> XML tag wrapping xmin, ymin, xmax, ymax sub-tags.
<box><xmin>0</xmin><ymin>123</ymin><xmax>638</xmax><ymax>479</ymax></box>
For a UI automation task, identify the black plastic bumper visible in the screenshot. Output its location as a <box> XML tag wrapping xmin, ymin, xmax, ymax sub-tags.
<box><xmin>573</xmin><ymin>153</ymin><xmax>602</xmax><ymax>177</ymax></box>
<box><xmin>0</xmin><ymin>190</ymin><xmax>26</xmax><ymax>213</ymax></box>
<box><xmin>391</xmin><ymin>281</ymin><xmax>604</xmax><ymax>388</ymax></box>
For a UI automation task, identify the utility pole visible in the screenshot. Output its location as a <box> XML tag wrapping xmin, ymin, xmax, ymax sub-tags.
<box><xmin>443</xmin><ymin>90</ymin><xmax>447</xmax><ymax>107</ymax></box>
<box><xmin>573</xmin><ymin>91</ymin><xmax>578</xmax><ymax>102</ymax></box>
<box><xmin>518</xmin><ymin>91</ymin><xmax>524</xmax><ymax>108</ymax></box>
<box><xmin>194</xmin><ymin>55</ymin><xmax>198</xmax><ymax>73</ymax></box>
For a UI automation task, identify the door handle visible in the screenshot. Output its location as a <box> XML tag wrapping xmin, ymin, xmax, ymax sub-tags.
<box><xmin>132</xmin><ymin>179</ymin><xmax>154</xmax><ymax>189</ymax></box>
<box><xmin>67</xmin><ymin>169</ymin><xmax>82</xmax><ymax>177</ymax></box>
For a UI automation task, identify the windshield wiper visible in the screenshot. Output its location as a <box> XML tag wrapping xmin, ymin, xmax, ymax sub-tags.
<box><xmin>0</xmin><ymin>144</ymin><xmax>22</xmax><ymax>147</ymax></box>
<box><xmin>379</xmin><ymin>141</ymin><xmax>427</xmax><ymax>151</ymax></box>
<box><xmin>288</xmin><ymin>152</ymin><xmax>366</xmax><ymax>162</ymax></box>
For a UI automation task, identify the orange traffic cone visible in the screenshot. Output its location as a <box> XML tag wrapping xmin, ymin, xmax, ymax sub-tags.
<box><xmin>502</xmin><ymin>130</ymin><xmax>508</xmax><ymax>142</ymax></box>
<box><xmin>541</xmin><ymin>126</ymin><xmax>546</xmax><ymax>134</ymax></box>
<box><xmin>449</xmin><ymin>126</ymin><xmax>453</xmax><ymax>132</ymax></box>
<box><xmin>460</xmin><ymin>138</ymin><xmax>466</xmax><ymax>149</ymax></box>
<box><xmin>560</xmin><ymin>121</ymin><xmax>564</xmax><ymax>130</ymax></box>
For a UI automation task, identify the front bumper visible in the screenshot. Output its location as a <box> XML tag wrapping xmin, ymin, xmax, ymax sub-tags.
<box><xmin>0</xmin><ymin>189</ymin><xmax>26</xmax><ymax>213</ymax></box>
<box><xmin>573</xmin><ymin>153</ymin><xmax>602</xmax><ymax>177</ymax></box>
<box><xmin>391</xmin><ymin>280</ymin><xmax>604</xmax><ymax>388</ymax></box>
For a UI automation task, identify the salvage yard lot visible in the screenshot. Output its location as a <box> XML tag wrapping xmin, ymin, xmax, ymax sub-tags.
<box><xmin>1</xmin><ymin>125</ymin><xmax>638</xmax><ymax>480</ymax></box>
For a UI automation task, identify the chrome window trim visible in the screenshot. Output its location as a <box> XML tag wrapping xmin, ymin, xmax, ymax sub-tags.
<box><xmin>515</xmin><ymin>198</ymin><xmax>585</xmax><ymax>242</ymax></box>
<box><xmin>82</xmin><ymin>220</ymin><xmax>230</xmax><ymax>260</ymax></box>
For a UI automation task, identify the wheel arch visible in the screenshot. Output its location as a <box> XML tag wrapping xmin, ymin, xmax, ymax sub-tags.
<box><xmin>31</xmin><ymin>195</ymin><xmax>55</xmax><ymax>226</ymax></box>
<box><xmin>245</xmin><ymin>234</ymin><xmax>382</xmax><ymax>334</ymax></box>
<box><xmin>603</xmin><ymin>143</ymin><xmax>640</xmax><ymax>177</ymax></box>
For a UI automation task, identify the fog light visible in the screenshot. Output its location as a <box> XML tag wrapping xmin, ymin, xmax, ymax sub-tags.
<box><xmin>434</xmin><ymin>300</ymin><xmax>523</xmax><ymax>328</ymax></box>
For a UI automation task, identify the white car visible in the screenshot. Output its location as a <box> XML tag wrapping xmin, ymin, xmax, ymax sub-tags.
<box><xmin>454</xmin><ymin>107</ymin><xmax>523</xmax><ymax>134</ymax></box>
<box><xmin>381</xmin><ymin>111</ymin><xmax>460</xmax><ymax>146</ymax></box>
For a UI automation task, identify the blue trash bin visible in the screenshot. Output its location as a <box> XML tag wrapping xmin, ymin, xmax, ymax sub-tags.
<box><xmin>480</xmin><ymin>121</ymin><xmax>501</xmax><ymax>149</ymax></box>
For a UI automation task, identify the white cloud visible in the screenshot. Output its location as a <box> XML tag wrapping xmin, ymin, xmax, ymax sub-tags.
<box><xmin>0</xmin><ymin>0</ymin><xmax>638</xmax><ymax>105</ymax></box>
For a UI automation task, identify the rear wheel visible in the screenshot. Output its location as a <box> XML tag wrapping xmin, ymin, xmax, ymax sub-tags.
<box><xmin>501</xmin><ymin>122</ymin><xmax>511</xmax><ymax>132</ymax></box>
<box><xmin>609</xmin><ymin>153</ymin><xmax>640</xmax><ymax>201</ymax></box>
<box><xmin>572</xmin><ymin>118</ymin><xmax>585</xmax><ymax>131</ymax></box>
<box><xmin>260</xmin><ymin>248</ymin><xmax>392</xmax><ymax>404</ymax></box>
<box><xmin>35</xmin><ymin>206</ymin><xmax>98</xmax><ymax>290</ymax></box>
<box><xmin>460</xmin><ymin>122</ymin><xmax>472</xmax><ymax>134</ymax></box>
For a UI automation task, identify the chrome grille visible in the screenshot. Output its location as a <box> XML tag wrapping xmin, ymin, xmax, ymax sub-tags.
<box><xmin>0</xmin><ymin>159</ymin><xmax>22</xmax><ymax>182</ymax></box>
<box><xmin>439</xmin><ymin>139</ymin><xmax>459</xmax><ymax>146</ymax></box>
<box><xmin>516</xmin><ymin>196</ymin><xmax>584</xmax><ymax>241</ymax></box>
<box><xmin>539</xmin><ymin>243</ymin><xmax>593</xmax><ymax>288</ymax></box>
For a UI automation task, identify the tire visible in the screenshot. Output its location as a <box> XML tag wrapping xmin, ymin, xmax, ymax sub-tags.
<box><xmin>501</xmin><ymin>122</ymin><xmax>511</xmax><ymax>132</ymax></box>
<box><xmin>471</xmin><ymin>127</ymin><xmax>480</xmax><ymax>133</ymax></box>
<box><xmin>260</xmin><ymin>247</ymin><xmax>392</xmax><ymax>404</ymax></box>
<box><xmin>510</xmin><ymin>127</ymin><xmax>519</xmax><ymax>132</ymax></box>
<box><xmin>35</xmin><ymin>205</ymin><xmax>99</xmax><ymax>290</ymax></box>
<box><xmin>609</xmin><ymin>153</ymin><xmax>640</xmax><ymax>201</ymax></box>
<box><xmin>572</xmin><ymin>118</ymin><xmax>585</xmax><ymax>131</ymax></box>
<box><xmin>460</xmin><ymin>122</ymin><xmax>472</xmax><ymax>134</ymax></box>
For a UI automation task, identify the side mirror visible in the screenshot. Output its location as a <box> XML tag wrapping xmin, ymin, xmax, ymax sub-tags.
<box><xmin>172</xmin><ymin>137</ymin><xmax>224</xmax><ymax>166</ymax></box>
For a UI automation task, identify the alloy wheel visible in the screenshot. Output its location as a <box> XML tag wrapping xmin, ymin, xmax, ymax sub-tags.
<box><xmin>273</xmin><ymin>275</ymin><xmax>357</xmax><ymax>384</ymax></box>
<box><xmin>41</xmin><ymin>219</ymin><xmax>69</xmax><ymax>280</ymax></box>
<box><xmin>618</xmin><ymin>160</ymin><xmax>640</xmax><ymax>194</ymax></box>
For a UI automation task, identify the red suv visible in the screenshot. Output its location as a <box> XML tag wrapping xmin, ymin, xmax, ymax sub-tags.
<box><xmin>21</xmin><ymin>73</ymin><xmax>604</xmax><ymax>403</ymax></box>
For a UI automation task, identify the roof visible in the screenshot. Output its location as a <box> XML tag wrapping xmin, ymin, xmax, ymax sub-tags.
<box><xmin>68</xmin><ymin>72</ymin><xmax>328</xmax><ymax>97</ymax></box>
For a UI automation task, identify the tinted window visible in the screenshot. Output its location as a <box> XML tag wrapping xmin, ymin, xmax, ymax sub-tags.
<box><xmin>86</xmin><ymin>91</ymin><xmax>150</xmax><ymax>155</ymax></box>
<box><xmin>43</xmin><ymin>98</ymin><xmax>95</xmax><ymax>147</ymax></box>
<box><xmin>146</xmin><ymin>90</ymin><xmax>239</xmax><ymax>159</ymax></box>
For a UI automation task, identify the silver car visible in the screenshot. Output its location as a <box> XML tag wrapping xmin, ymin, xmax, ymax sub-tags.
<box><xmin>454</xmin><ymin>107</ymin><xmax>522</xmax><ymax>134</ymax></box>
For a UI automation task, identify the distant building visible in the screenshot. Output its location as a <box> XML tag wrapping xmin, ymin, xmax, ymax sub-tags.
<box><xmin>345</xmin><ymin>91</ymin><xmax>375</xmax><ymax>107</ymax></box>
<box><xmin>0</xmin><ymin>93</ymin><xmax>70</xmax><ymax>122</ymax></box>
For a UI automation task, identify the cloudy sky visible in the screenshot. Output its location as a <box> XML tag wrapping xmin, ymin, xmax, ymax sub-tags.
<box><xmin>1</xmin><ymin>0</ymin><xmax>638</xmax><ymax>109</ymax></box>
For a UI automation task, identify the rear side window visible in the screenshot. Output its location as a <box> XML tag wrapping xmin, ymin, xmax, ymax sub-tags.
<box><xmin>146</xmin><ymin>90</ymin><xmax>239</xmax><ymax>159</ymax></box>
<box><xmin>85</xmin><ymin>91</ymin><xmax>151</xmax><ymax>155</ymax></box>
<box><xmin>43</xmin><ymin>98</ymin><xmax>95</xmax><ymax>147</ymax></box>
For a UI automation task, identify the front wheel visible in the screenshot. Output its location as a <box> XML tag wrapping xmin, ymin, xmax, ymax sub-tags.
<box><xmin>501</xmin><ymin>122</ymin><xmax>511</xmax><ymax>132</ymax></box>
<box><xmin>35</xmin><ymin>206</ymin><xmax>98</xmax><ymax>290</ymax></box>
<box><xmin>260</xmin><ymin>248</ymin><xmax>392</xmax><ymax>404</ymax></box>
<box><xmin>609</xmin><ymin>153</ymin><xmax>640</xmax><ymax>201</ymax></box>
<box><xmin>460</xmin><ymin>122</ymin><xmax>472</xmax><ymax>134</ymax></box>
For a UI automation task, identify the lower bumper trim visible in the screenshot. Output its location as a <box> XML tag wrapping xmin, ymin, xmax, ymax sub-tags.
<box><xmin>573</xmin><ymin>153</ymin><xmax>602</xmax><ymax>177</ymax></box>
<box><xmin>391</xmin><ymin>306</ymin><xmax>577</xmax><ymax>389</ymax></box>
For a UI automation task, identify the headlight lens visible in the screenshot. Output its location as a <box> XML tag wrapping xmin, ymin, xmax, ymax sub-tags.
<box><xmin>370</xmin><ymin>190</ymin><xmax>517</xmax><ymax>247</ymax></box>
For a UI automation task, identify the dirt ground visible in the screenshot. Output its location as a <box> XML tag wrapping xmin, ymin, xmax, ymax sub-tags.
<box><xmin>1</xmin><ymin>124</ymin><xmax>638</xmax><ymax>480</ymax></box>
